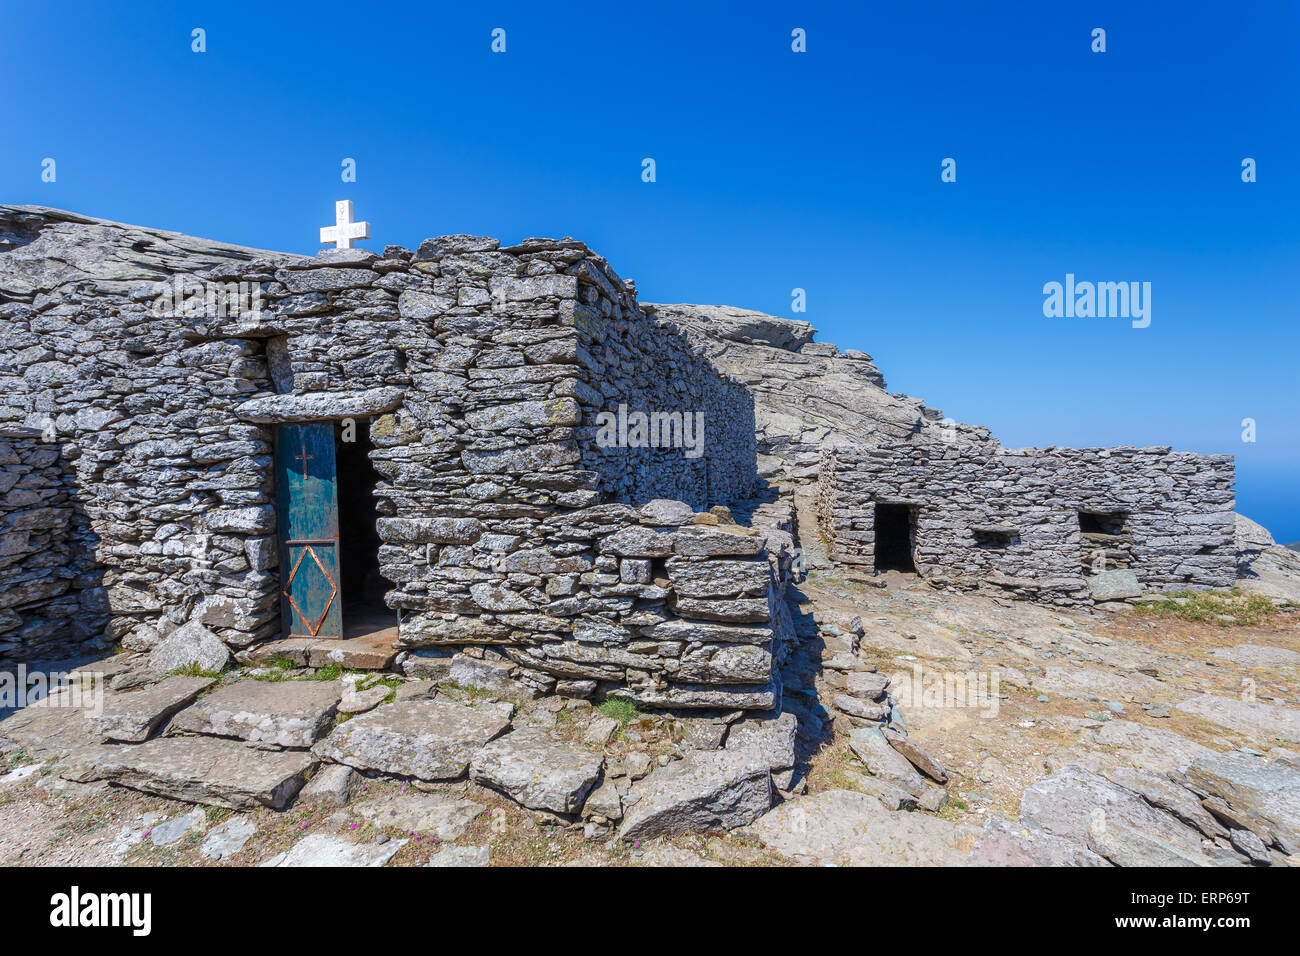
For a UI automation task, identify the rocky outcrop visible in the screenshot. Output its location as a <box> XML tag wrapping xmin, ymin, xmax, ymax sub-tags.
<box><xmin>646</xmin><ymin>303</ymin><xmax>993</xmax><ymax>479</ymax></box>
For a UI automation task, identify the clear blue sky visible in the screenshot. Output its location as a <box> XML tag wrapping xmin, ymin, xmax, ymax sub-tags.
<box><xmin>5</xmin><ymin>1</ymin><xmax>1298</xmax><ymax>538</ymax></box>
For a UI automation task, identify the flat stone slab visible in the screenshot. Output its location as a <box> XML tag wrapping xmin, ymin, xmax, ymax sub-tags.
<box><xmin>353</xmin><ymin>792</ymin><xmax>485</xmax><ymax>840</ymax></box>
<box><xmin>89</xmin><ymin>676</ymin><xmax>215</xmax><ymax>743</ymax></box>
<box><xmin>246</xmin><ymin>634</ymin><xmax>396</xmax><ymax>671</ymax></box>
<box><xmin>260</xmin><ymin>833</ymin><xmax>407</xmax><ymax>867</ymax></box>
<box><xmin>170</xmin><ymin>679</ymin><xmax>341</xmax><ymax>748</ymax></box>
<box><xmin>747</xmin><ymin>789</ymin><xmax>973</xmax><ymax>866</ymax></box>
<box><xmin>313</xmin><ymin>697</ymin><xmax>513</xmax><ymax>781</ymax></box>
<box><xmin>1175</xmin><ymin>694</ymin><xmax>1300</xmax><ymax>743</ymax></box>
<box><xmin>619</xmin><ymin>749</ymin><xmax>773</xmax><ymax>842</ymax></box>
<box><xmin>425</xmin><ymin>844</ymin><xmax>490</xmax><ymax>867</ymax></box>
<box><xmin>1086</xmin><ymin>569</ymin><xmax>1141</xmax><ymax>601</ymax></box>
<box><xmin>201</xmin><ymin>816</ymin><xmax>257</xmax><ymax>860</ymax></box>
<box><xmin>150</xmin><ymin>808</ymin><xmax>206</xmax><ymax>846</ymax></box>
<box><xmin>0</xmin><ymin>693</ymin><xmax>100</xmax><ymax>758</ymax></box>
<box><xmin>85</xmin><ymin>736</ymin><xmax>315</xmax><ymax>810</ymax></box>
<box><xmin>470</xmin><ymin>728</ymin><xmax>603</xmax><ymax>814</ymax></box>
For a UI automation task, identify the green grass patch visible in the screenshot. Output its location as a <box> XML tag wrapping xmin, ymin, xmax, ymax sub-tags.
<box><xmin>1131</xmin><ymin>588</ymin><xmax>1283</xmax><ymax>627</ymax></box>
<box><xmin>596</xmin><ymin>696</ymin><xmax>641</xmax><ymax>726</ymax></box>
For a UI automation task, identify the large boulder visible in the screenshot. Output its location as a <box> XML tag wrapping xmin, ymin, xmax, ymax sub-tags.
<box><xmin>619</xmin><ymin>749</ymin><xmax>773</xmax><ymax>841</ymax></box>
<box><xmin>147</xmin><ymin>620</ymin><xmax>232</xmax><ymax>675</ymax></box>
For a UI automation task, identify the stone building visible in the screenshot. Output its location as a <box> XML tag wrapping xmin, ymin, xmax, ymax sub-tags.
<box><xmin>0</xmin><ymin>204</ymin><xmax>1236</xmax><ymax>689</ymax></box>
<box><xmin>816</xmin><ymin>439</ymin><xmax>1236</xmax><ymax>605</ymax></box>
<box><xmin>1</xmin><ymin>206</ymin><xmax>786</xmax><ymax>711</ymax></box>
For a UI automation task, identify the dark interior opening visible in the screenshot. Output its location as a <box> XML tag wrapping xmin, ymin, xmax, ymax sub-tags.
<box><xmin>335</xmin><ymin>419</ymin><xmax>389</xmax><ymax>635</ymax></box>
<box><xmin>974</xmin><ymin>529</ymin><xmax>1015</xmax><ymax>549</ymax></box>
<box><xmin>1079</xmin><ymin>510</ymin><xmax>1127</xmax><ymax>535</ymax></box>
<box><xmin>874</xmin><ymin>502</ymin><xmax>916</xmax><ymax>572</ymax></box>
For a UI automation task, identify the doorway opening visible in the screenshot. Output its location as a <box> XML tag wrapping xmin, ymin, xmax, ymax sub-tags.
<box><xmin>874</xmin><ymin>502</ymin><xmax>916</xmax><ymax>572</ymax></box>
<box><xmin>335</xmin><ymin>419</ymin><xmax>390</xmax><ymax>638</ymax></box>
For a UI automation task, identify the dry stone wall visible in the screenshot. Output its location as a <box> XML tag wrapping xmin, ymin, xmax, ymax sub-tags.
<box><xmin>1</xmin><ymin>207</ymin><xmax>777</xmax><ymax>707</ymax></box>
<box><xmin>0</xmin><ymin>429</ymin><xmax>89</xmax><ymax>663</ymax></box>
<box><xmin>817</xmin><ymin>439</ymin><xmax>1236</xmax><ymax>604</ymax></box>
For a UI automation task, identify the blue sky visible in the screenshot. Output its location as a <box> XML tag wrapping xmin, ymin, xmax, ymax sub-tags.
<box><xmin>5</xmin><ymin>1</ymin><xmax>1298</xmax><ymax>538</ymax></box>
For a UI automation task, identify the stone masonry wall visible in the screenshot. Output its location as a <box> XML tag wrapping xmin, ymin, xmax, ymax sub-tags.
<box><xmin>0</xmin><ymin>208</ymin><xmax>773</xmax><ymax>707</ymax></box>
<box><xmin>0</xmin><ymin>430</ymin><xmax>91</xmax><ymax>663</ymax></box>
<box><xmin>817</xmin><ymin>439</ymin><xmax>1236</xmax><ymax>605</ymax></box>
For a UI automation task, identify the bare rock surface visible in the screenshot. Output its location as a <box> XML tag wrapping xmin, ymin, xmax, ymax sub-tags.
<box><xmin>200</xmin><ymin>816</ymin><xmax>257</xmax><ymax>860</ymax></box>
<box><xmin>968</xmin><ymin>815</ymin><xmax>1110</xmax><ymax>867</ymax></box>
<box><xmin>312</xmin><ymin>697</ymin><xmax>513</xmax><ymax>781</ymax></box>
<box><xmin>1019</xmin><ymin>765</ymin><xmax>1205</xmax><ymax>852</ymax></box>
<box><xmin>297</xmin><ymin>763</ymin><xmax>355</xmax><ymax>808</ymax></box>
<box><xmin>1086</xmin><ymin>817</ymin><xmax>1216</xmax><ymax>867</ymax></box>
<box><xmin>170</xmin><ymin>678</ymin><xmax>340</xmax><ymax>748</ymax></box>
<box><xmin>470</xmin><ymin>727</ymin><xmax>603</xmax><ymax>814</ymax></box>
<box><xmin>748</xmin><ymin>789</ymin><xmax>973</xmax><ymax>866</ymax></box>
<box><xmin>426</xmin><ymin>844</ymin><xmax>490</xmax><ymax>867</ymax></box>
<box><xmin>1184</xmin><ymin>750</ymin><xmax>1300</xmax><ymax>854</ymax></box>
<box><xmin>1175</xmin><ymin>694</ymin><xmax>1300</xmax><ymax>742</ymax></box>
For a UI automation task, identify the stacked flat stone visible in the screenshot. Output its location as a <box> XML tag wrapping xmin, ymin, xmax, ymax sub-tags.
<box><xmin>0</xmin><ymin>429</ymin><xmax>85</xmax><ymax>662</ymax></box>
<box><xmin>817</xmin><ymin>438</ymin><xmax>1236</xmax><ymax>605</ymax></box>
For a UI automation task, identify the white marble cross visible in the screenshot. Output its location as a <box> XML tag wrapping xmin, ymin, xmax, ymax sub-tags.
<box><xmin>319</xmin><ymin>200</ymin><xmax>369</xmax><ymax>249</ymax></box>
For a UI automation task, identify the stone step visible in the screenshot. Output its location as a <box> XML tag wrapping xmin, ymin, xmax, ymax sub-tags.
<box><xmin>243</xmin><ymin>634</ymin><xmax>397</xmax><ymax>671</ymax></box>
<box><xmin>77</xmin><ymin>736</ymin><xmax>316</xmax><ymax>810</ymax></box>
<box><xmin>170</xmin><ymin>678</ymin><xmax>342</xmax><ymax>748</ymax></box>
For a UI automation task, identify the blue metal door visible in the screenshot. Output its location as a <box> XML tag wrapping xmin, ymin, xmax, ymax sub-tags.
<box><xmin>274</xmin><ymin>422</ymin><xmax>343</xmax><ymax>638</ymax></box>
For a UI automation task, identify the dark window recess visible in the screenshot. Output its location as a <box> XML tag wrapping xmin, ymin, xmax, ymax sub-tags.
<box><xmin>874</xmin><ymin>503</ymin><xmax>916</xmax><ymax>572</ymax></box>
<box><xmin>974</xmin><ymin>529</ymin><xmax>1015</xmax><ymax>549</ymax></box>
<box><xmin>335</xmin><ymin>419</ymin><xmax>388</xmax><ymax>630</ymax></box>
<box><xmin>1079</xmin><ymin>511</ymin><xmax>1127</xmax><ymax>535</ymax></box>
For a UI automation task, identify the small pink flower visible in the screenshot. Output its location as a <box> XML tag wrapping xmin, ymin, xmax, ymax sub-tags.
<box><xmin>350</xmin><ymin>823</ymin><xmax>358</xmax><ymax>830</ymax></box>
<box><xmin>300</xmin><ymin>822</ymin><xmax>308</xmax><ymax>830</ymax></box>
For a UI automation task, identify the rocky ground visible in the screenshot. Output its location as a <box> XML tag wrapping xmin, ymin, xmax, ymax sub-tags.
<box><xmin>1</xmin><ymin>546</ymin><xmax>1296</xmax><ymax>866</ymax></box>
